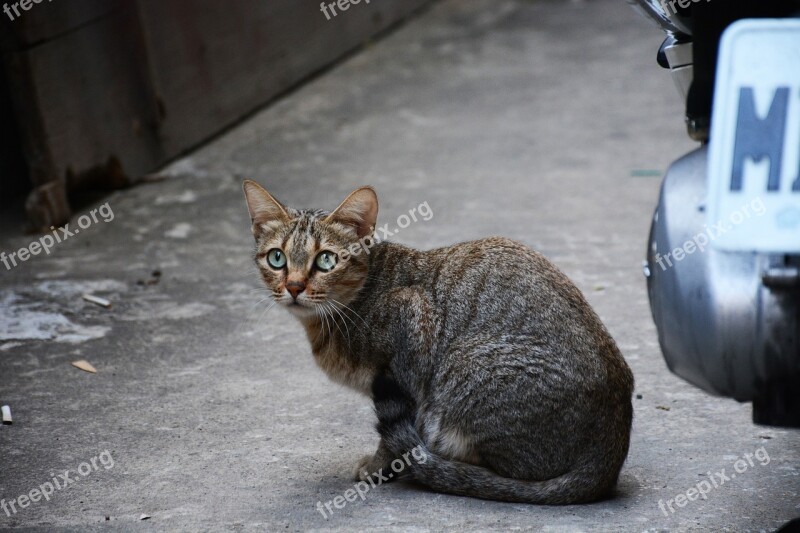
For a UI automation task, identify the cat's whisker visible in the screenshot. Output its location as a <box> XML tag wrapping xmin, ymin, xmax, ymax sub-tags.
<box><xmin>311</xmin><ymin>306</ymin><xmax>324</xmax><ymax>344</ymax></box>
<box><xmin>320</xmin><ymin>304</ymin><xmax>333</xmax><ymax>342</ymax></box>
<box><xmin>248</xmin><ymin>296</ymin><xmax>273</xmax><ymax>311</ymax></box>
<box><xmin>247</xmin><ymin>287</ymin><xmax>271</xmax><ymax>294</ymax></box>
<box><xmin>325</xmin><ymin>301</ymin><xmax>352</xmax><ymax>348</ymax></box>
<box><xmin>310</xmin><ymin>307</ymin><xmax>328</xmax><ymax>344</ymax></box>
<box><xmin>331</xmin><ymin>298</ymin><xmax>370</xmax><ymax>329</ymax></box>
<box><xmin>255</xmin><ymin>297</ymin><xmax>278</xmax><ymax>321</ymax></box>
<box><xmin>239</xmin><ymin>296</ymin><xmax>273</xmax><ymax>325</ymax></box>
<box><xmin>329</xmin><ymin>300</ymin><xmax>363</xmax><ymax>336</ymax></box>
<box><xmin>236</xmin><ymin>299</ymin><xmax>277</xmax><ymax>334</ymax></box>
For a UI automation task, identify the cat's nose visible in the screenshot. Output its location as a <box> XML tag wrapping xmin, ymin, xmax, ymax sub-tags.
<box><xmin>286</xmin><ymin>280</ymin><xmax>306</xmax><ymax>300</ymax></box>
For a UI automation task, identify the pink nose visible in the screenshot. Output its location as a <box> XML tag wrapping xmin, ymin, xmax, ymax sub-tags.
<box><xmin>286</xmin><ymin>281</ymin><xmax>306</xmax><ymax>300</ymax></box>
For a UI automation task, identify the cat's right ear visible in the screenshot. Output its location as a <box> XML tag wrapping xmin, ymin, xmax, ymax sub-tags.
<box><xmin>242</xmin><ymin>180</ymin><xmax>290</xmax><ymax>236</ymax></box>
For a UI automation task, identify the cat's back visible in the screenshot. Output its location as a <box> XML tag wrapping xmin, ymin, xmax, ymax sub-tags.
<box><xmin>420</xmin><ymin>237</ymin><xmax>614</xmax><ymax>349</ymax></box>
<box><xmin>423</xmin><ymin>236</ymin><xmax>584</xmax><ymax>306</ymax></box>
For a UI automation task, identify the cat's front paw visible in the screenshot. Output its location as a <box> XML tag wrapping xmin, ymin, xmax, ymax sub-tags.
<box><xmin>353</xmin><ymin>454</ymin><xmax>382</xmax><ymax>482</ymax></box>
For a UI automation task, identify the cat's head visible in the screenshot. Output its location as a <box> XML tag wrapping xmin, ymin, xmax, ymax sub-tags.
<box><xmin>242</xmin><ymin>180</ymin><xmax>378</xmax><ymax>319</ymax></box>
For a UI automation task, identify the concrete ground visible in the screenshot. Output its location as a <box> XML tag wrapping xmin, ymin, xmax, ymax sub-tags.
<box><xmin>1</xmin><ymin>0</ymin><xmax>798</xmax><ymax>530</ymax></box>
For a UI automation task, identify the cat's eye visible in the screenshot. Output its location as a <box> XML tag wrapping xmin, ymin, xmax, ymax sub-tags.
<box><xmin>314</xmin><ymin>251</ymin><xmax>337</xmax><ymax>272</ymax></box>
<box><xmin>266</xmin><ymin>249</ymin><xmax>287</xmax><ymax>269</ymax></box>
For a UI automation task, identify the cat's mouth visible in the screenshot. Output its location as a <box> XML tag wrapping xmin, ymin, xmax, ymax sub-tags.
<box><xmin>282</xmin><ymin>298</ymin><xmax>317</xmax><ymax>317</ymax></box>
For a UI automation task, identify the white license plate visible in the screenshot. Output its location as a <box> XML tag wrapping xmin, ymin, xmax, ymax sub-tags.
<box><xmin>707</xmin><ymin>20</ymin><xmax>800</xmax><ymax>253</ymax></box>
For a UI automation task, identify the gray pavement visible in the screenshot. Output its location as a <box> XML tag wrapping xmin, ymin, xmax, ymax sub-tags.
<box><xmin>1</xmin><ymin>0</ymin><xmax>798</xmax><ymax>530</ymax></box>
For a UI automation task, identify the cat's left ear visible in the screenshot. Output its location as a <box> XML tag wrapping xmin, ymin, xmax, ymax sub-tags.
<box><xmin>325</xmin><ymin>186</ymin><xmax>379</xmax><ymax>239</ymax></box>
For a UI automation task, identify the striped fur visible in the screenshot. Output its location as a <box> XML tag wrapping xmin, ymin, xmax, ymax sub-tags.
<box><xmin>243</xmin><ymin>182</ymin><xmax>634</xmax><ymax>504</ymax></box>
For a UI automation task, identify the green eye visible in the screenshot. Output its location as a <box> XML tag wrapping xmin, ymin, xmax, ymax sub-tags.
<box><xmin>314</xmin><ymin>251</ymin><xmax>337</xmax><ymax>272</ymax></box>
<box><xmin>267</xmin><ymin>249</ymin><xmax>287</xmax><ymax>269</ymax></box>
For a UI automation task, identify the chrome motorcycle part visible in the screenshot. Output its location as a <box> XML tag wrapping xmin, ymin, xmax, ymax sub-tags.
<box><xmin>624</xmin><ymin>0</ymin><xmax>691</xmax><ymax>37</ymax></box>
<box><xmin>646</xmin><ymin>147</ymin><xmax>800</xmax><ymax>426</ymax></box>
<box><xmin>662</xmin><ymin>39</ymin><xmax>693</xmax><ymax>102</ymax></box>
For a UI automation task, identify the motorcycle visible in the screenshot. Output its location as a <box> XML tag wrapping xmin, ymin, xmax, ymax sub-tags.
<box><xmin>627</xmin><ymin>0</ymin><xmax>800</xmax><ymax>427</ymax></box>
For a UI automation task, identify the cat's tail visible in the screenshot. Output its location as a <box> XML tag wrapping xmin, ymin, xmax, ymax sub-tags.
<box><xmin>372</xmin><ymin>374</ymin><xmax>615</xmax><ymax>505</ymax></box>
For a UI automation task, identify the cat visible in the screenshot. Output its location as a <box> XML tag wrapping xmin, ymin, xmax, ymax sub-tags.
<box><xmin>243</xmin><ymin>180</ymin><xmax>634</xmax><ymax>504</ymax></box>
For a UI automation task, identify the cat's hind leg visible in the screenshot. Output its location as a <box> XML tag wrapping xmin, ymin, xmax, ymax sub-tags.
<box><xmin>353</xmin><ymin>441</ymin><xmax>398</xmax><ymax>482</ymax></box>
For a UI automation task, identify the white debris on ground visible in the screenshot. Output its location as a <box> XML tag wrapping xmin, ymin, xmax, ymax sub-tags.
<box><xmin>164</xmin><ymin>223</ymin><xmax>192</xmax><ymax>239</ymax></box>
<box><xmin>0</xmin><ymin>292</ymin><xmax>110</xmax><ymax>344</ymax></box>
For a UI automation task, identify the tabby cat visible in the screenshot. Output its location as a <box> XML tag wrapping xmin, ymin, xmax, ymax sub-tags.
<box><xmin>243</xmin><ymin>180</ymin><xmax>634</xmax><ymax>504</ymax></box>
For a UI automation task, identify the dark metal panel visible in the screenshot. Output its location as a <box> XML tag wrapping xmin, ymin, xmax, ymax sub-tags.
<box><xmin>2</xmin><ymin>0</ymin><xmax>432</xmax><ymax>229</ymax></box>
<box><xmin>0</xmin><ymin>0</ymin><xmax>123</xmax><ymax>51</ymax></box>
<box><xmin>135</xmin><ymin>0</ymin><xmax>430</xmax><ymax>157</ymax></box>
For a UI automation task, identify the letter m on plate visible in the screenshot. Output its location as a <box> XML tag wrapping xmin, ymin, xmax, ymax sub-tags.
<box><xmin>730</xmin><ymin>87</ymin><xmax>790</xmax><ymax>192</ymax></box>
